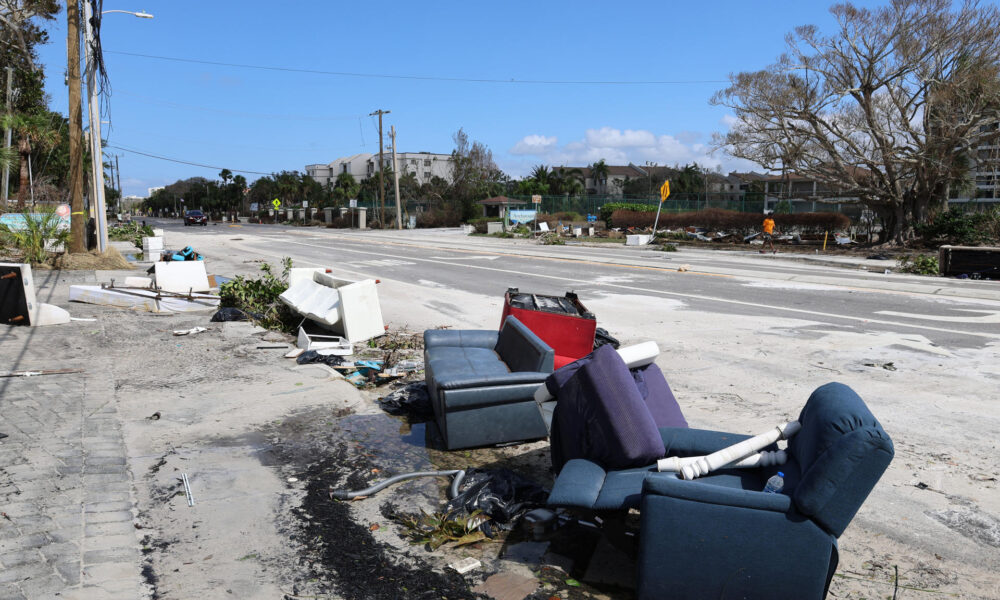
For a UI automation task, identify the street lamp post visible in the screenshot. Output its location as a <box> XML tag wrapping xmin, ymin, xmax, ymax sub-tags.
<box><xmin>82</xmin><ymin>5</ymin><xmax>152</xmax><ymax>251</ymax></box>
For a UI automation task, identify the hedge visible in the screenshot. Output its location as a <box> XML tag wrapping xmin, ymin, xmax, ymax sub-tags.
<box><xmin>599</xmin><ymin>202</ymin><xmax>656</xmax><ymax>225</ymax></box>
<box><xmin>610</xmin><ymin>208</ymin><xmax>850</xmax><ymax>233</ymax></box>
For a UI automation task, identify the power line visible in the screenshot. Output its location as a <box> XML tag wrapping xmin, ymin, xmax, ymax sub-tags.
<box><xmin>114</xmin><ymin>89</ymin><xmax>366</xmax><ymax>121</ymax></box>
<box><xmin>106</xmin><ymin>50</ymin><xmax>729</xmax><ymax>85</ymax></box>
<box><xmin>106</xmin><ymin>144</ymin><xmax>272</xmax><ymax>175</ymax></box>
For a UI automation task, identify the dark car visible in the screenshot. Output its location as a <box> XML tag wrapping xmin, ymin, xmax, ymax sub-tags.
<box><xmin>184</xmin><ymin>210</ymin><xmax>208</xmax><ymax>226</ymax></box>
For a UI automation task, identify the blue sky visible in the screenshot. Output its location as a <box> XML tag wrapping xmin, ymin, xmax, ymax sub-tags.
<box><xmin>30</xmin><ymin>0</ymin><xmax>886</xmax><ymax>197</ymax></box>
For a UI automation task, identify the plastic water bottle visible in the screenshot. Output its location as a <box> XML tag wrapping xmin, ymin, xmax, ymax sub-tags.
<box><xmin>763</xmin><ymin>471</ymin><xmax>785</xmax><ymax>494</ymax></box>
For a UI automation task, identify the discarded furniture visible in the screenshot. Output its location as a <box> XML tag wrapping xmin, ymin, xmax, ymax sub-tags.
<box><xmin>501</xmin><ymin>288</ymin><xmax>596</xmax><ymax>369</ymax></box>
<box><xmin>626</xmin><ymin>234</ymin><xmax>652</xmax><ymax>246</ymax></box>
<box><xmin>279</xmin><ymin>268</ymin><xmax>385</xmax><ymax>343</ymax></box>
<box><xmin>69</xmin><ymin>283</ymin><xmax>220</xmax><ymax>313</ymax></box>
<box><xmin>424</xmin><ymin>315</ymin><xmax>554</xmax><ymax>449</ymax></box>
<box><xmin>938</xmin><ymin>245</ymin><xmax>1000</xmax><ymax>279</ymax></box>
<box><xmin>1</xmin><ymin>263</ymin><xmax>71</xmax><ymax>326</ymax></box>
<box><xmin>296</xmin><ymin>319</ymin><xmax>352</xmax><ymax>355</ymax></box>
<box><xmin>635</xmin><ymin>382</ymin><xmax>893</xmax><ymax>600</ymax></box>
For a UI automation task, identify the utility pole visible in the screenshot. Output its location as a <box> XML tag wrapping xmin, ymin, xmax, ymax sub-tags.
<box><xmin>2</xmin><ymin>66</ymin><xmax>12</xmax><ymax>205</ymax></box>
<box><xmin>390</xmin><ymin>126</ymin><xmax>402</xmax><ymax>229</ymax></box>
<box><xmin>83</xmin><ymin>0</ymin><xmax>108</xmax><ymax>252</ymax></box>
<box><xmin>115</xmin><ymin>154</ymin><xmax>121</xmax><ymax>214</ymax></box>
<box><xmin>67</xmin><ymin>2</ymin><xmax>86</xmax><ymax>252</ymax></box>
<box><xmin>369</xmin><ymin>109</ymin><xmax>389</xmax><ymax>226</ymax></box>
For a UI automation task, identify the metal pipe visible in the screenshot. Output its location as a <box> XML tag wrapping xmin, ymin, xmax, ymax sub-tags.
<box><xmin>330</xmin><ymin>469</ymin><xmax>466</xmax><ymax>500</ymax></box>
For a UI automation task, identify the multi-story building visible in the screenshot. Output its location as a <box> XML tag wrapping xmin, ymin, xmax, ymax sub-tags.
<box><xmin>306</xmin><ymin>152</ymin><xmax>453</xmax><ymax>188</ymax></box>
<box><xmin>972</xmin><ymin>120</ymin><xmax>1000</xmax><ymax>199</ymax></box>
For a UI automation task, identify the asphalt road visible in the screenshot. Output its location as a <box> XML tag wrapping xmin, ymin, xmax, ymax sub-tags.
<box><xmin>156</xmin><ymin>220</ymin><xmax>1000</xmax><ymax>350</ymax></box>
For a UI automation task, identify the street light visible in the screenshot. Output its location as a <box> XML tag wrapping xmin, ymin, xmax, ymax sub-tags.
<box><xmin>83</xmin><ymin>5</ymin><xmax>153</xmax><ymax>252</ymax></box>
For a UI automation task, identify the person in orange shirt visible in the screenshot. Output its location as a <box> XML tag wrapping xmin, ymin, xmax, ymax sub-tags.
<box><xmin>761</xmin><ymin>212</ymin><xmax>777</xmax><ymax>254</ymax></box>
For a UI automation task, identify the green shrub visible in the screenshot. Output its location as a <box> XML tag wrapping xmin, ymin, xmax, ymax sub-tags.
<box><xmin>916</xmin><ymin>207</ymin><xmax>998</xmax><ymax>246</ymax></box>
<box><xmin>219</xmin><ymin>257</ymin><xmax>299</xmax><ymax>332</ymax></box>
<box><xmin>538</xmin><ymin>233</ymin><xmax>565</xmax><ymax>245</ymax></box>
<box><xmin>599</xmin><ymin>202</ymin><xmax>657</xmax><ymax>225</ymax></box>
<box><xmin>610</xmin><ymin>208</ymin><xmax>850</xmax><ymax>233</ymax></box>
<box><xmin>659</xmin><ymin>243</ymin><xmax>678</xmax><ymax>252</ymax></box>
<box><xmin>896</xmin><ymin>254</ymin><xmax>939</xmax><ymax>275</ymax></box>
<box><xmin>0</xmin><ymin>210</ymin><xmax>72</xmax><ymax>265</ymax></box>
<box><xmin>417</xmin><ymin>207</ymin><xmax>463</xmax><ymax>228</ymax></box>
<box><xmin>108</xmin><ymin>222</ymin><xmax>154</xmax><ymax>249</ymax></box>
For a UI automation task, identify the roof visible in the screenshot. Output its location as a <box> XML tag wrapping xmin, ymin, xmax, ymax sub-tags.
<box><xmin>478</xmin><ymin>196</ymin><xmax>518</xmax><ymax>206</ymax></box>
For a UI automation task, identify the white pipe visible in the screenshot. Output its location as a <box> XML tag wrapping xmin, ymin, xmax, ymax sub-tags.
<box><xmin>657</xmin><ymin>449</ymin><xmax>787</xmax><ymax>473</ymax></box>
<box><xmin>679</xmin><ymin>421</ymin><xmax>801</xmax><ymax>480</ymax></box>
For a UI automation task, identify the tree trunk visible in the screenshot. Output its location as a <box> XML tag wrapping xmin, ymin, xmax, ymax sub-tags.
<box><xmin>16</xmin><ymin>138</ymin><xmax>30</xmax><ymax>209</ymax></box>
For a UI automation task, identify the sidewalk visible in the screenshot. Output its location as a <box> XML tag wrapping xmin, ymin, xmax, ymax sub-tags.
<box><xmin>0</xmin><ymin>270</ymin><xmax>144</xmax><ymax>599</ymax></box>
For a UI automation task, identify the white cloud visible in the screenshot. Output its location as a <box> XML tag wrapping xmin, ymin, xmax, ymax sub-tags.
<box><xmin>719</xmin><ymin>114</ymin><xmax>740</xmax><ymax>128</ymax></box>
<box><xmin>509</xmin><ymin>134</ymin><xmax>558</xmax><ymax>155</ymax></box>
<box><xmin>500</xmin><ymin>126</ymin><xmax>759</xmax><ymax>178</ymax></box>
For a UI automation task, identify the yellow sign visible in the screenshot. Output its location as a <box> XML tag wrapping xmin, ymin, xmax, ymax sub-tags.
<box><xmin>659</xmin><ymin>180</ymin><xmax>671</xmax><ymax>202</ymax></box>
<box><xmin>272</xmin><ymin>198</ymin><xmax>281</xmax><ymax>210</ymax></box>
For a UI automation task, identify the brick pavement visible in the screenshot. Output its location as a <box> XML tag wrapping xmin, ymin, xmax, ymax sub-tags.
<box><xmin>0</xmin><ymin>321</ymin><xmax>144</xmax><ymax>600</ymax></box>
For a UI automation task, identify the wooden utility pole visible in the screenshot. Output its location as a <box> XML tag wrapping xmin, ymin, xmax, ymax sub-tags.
<box><xmin>2</xmin><ymin>67</ymin><xmax>12</xmax><ymax>205</ymax></box>
<box><xmin>369</xmin><ymin>109</ymin><xmax>389</xmax><ymax>226</ymax></box>
<box><xmin>390</xmin><ymin>126</ymin><xmax>402</xmax><ymax>229</ymax></box>
<box><xmin>67</xmin><ymin>0</ymin><xmax>86</xmax><ymax>253</ymax></box>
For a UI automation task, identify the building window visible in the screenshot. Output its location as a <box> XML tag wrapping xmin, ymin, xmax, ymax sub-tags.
<box><xmin>341</xmin><ymin>164</ymin><xmax>349</xmax><ymax>174</ymax></box>
<box><xmin>424</xmin><ymin>159</ymin><xmax>431</xmax><ymax>167</ymax></box>
<box><xmin>424</xmin><ymin>172</ymin><xmax>431</xmax><ymax>179</ymax></box>
<box><xmin>410</xmin><ymin>159</ymin><xmax>417</xmax><ymax>165</ymax></box>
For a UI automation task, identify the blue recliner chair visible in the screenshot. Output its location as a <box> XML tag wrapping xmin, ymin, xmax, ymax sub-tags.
<box><xmin>635</xmin><ymin>382</ymin><xmax>894</xmax><ymax>600</ymax></box>
<box><xmin>424</xmin><ymin>315</ymin><xmax>554</xmax><ymax>450</ymax></box>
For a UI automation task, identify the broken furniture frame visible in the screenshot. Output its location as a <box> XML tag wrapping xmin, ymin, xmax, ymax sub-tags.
<box><xmin>100</xmin><ymin>279</ymin><xmax>219</xmax><ymax>303</ymax></box>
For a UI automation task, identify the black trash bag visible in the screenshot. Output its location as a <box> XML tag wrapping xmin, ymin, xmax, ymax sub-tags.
<box><xmin>295</xmin><ymin>350</ymin><xmax>346</xmax><ymax>366</ymax></box>
<box><xmin>377</xmin><ymin>382</ymin><xmax>433</xmax><ymax>421</ymax></box>
<box><xmin>445</xmin><ymin>468</ymin><xmax>549</xmax><ymax>537</ymax></box>
<box><xmin>593</xmin><ymin>327</ymin><xmax>620</xmax><ymax>350</ymax></box>
<box><xmin>210</xmin><ymin>307</ymin><xmax>249</xmax><ymax>322</ymax></box>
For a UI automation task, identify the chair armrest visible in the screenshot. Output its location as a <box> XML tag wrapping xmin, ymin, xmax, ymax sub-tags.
<box><xmin>495</xmin><ymin>316</ymin><xmax>554</xmax><ymax>373</ymax></box>
<box><xmin>659</xmin><ymin>427</ymin><xmax>760</xmax><ymax>457</ymax></box>
<box><xmin>547</xmin><ymin>459</ymin><xmax>607</xmax><ymax>509</ymax></box>
<box><xmin>642</xmin><ymin>474</ymin><xmax>792</xmax><ymax>513</ymax></box>
<box><xmin>436</xmin><ymin>371</ymin><xmax>550</xmax><ymax>391</ymax></box>
<box><xmin>424</xmin><ymin>329</ymin><xmax>498</xmax><ymax>350</ymax></box>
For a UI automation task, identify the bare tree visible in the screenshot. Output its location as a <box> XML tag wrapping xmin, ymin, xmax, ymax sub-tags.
<box><xmin>712</xmin><ymin>0</ymin><xmax>1000</xmax><ymax>244</ymax></box>
<box><xmin>0</xmin><ymin>0</ymin><xmax>58</xmax><ymax>71</ymax></box>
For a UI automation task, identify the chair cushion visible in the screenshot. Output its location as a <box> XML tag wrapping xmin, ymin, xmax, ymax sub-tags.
<box><xmin>547</xmin><ymin>345</ymin><xmax>666</xmax><ymax>473</ymax></box>
<box><xmin>426</xmin><ymin>346</ymin><xmax>509</xmax><ymax>383</ymax></box>
<box><xmin>632</xmin><ymin>363</ymin><xmax>688</xmax><ymax>428</ymax></box>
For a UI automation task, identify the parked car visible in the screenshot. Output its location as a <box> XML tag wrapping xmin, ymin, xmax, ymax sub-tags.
<box><xmin>184</xmin><ymin>210</ymin><xmax>208</xmax><ymax>226</ymax></box>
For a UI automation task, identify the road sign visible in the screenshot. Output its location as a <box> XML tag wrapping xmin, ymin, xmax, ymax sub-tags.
<box><xmin>660</xmin><ymin>180</ymin><xmax>671</xmax><ymax>202</ymax></box>
<box><xmin>509</xmin><ymin>209</ymin><xmax>537</xmax><ymax>224</ymax></box>
<box><xmin>272</xmin><ymin>198</ymin><xmax>281</xmax><ymax>210</ymax></box>
<box><xmin>349</xmin><ymin>199</ymin><xmax>358</xmax><ymax>208</ymax></box>
<box><xmin>249</xmin><ymin>202</ymin><xmax>259</xmax><ymax>212</ymax></box>
<box><xmin>302</xmin><ymin>201</ymin><xmax>308</xmax><ymax>208</ymax></box>
<box><xmin>531</xmin><ymin>195</ymin><xmax>542</xmax><ymax>204</ymax></box>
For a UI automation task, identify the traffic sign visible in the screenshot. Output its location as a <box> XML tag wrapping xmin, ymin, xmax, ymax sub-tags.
<box><xmin>660</xmin><ymin>180</ymin><xmax>671</xmax><ymax>202</ymax></box>
<box><xmin>531</xmin><ymin>195</ymin><xmax>542</xmax><ymax>204</ymax></box>
<box><xmin>272</xmin><ymin>198</ymin><xmax>281</xmax><ymax>210</ymax></box>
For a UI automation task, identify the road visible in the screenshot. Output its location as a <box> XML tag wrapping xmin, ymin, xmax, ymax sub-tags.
<box><xmin>160</xmin><ymin>219</ymin><xmax>1000</xmax><ymax>350</ymax></box>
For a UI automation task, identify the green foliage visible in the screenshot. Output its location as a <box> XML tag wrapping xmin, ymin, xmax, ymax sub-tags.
<box><xmin>896</xmin><ymin>254</ymin><xmax>939</xmax><ymax>275</ymax></box>
<box><xmin>539</xmin><ymin>232</ymin><xmax>565</xmax><ymax>245</ymax></box>
<box><xmin>915</xmin><ymin>207</ymin><xmax>1000</xmax><ymax>246</ymax></box>
<box><xmin>659</xmin><ymin>243</ymin><xmax>678</xmax><ymax>251</ymax></box>
<box><xmin>599</xmin><ymin>202</ymin><xmax>657</xmax><ymax>225</ymax></box>
<box><xmin>0</xmin><ymin>210</ymin><xmax>71</xmax><ymax>265</ymax></box>
<box><xmin>108</xmin><ymin>222</ymin><xmax>154</xmax><ymax>249</ymax></box>
<box><xmin>773</xmin><ymin>200</ymin><xmax>792</xmax><ymax>214</ymax></box>
<box><xmin>393</xmin><ymin>509</ymin><xmax>489</xmax><ymax>551</ymax></box>
<box><xmin>219</xmin><ymin>257</ymin><xmax>298</xmax><ymax>332</ymax></box>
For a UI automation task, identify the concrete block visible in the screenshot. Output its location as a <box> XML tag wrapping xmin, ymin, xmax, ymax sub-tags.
<box><xmin>152</xmin><ymin>228</ymin><xmax>164</xmax><ymax>237</ymax></box>
<box><xmin>153</xmin><ymin>261</ymin><xmax>210</xmax><ymax>293</ymax></box>
<box><xmin>626</xmin><ymin>234</ymin><xmax>652</xmax><ymax>246</ymax></box>
<box><xmin>487</xmin><ymin>222</ymin><xmax>504</xmax><ymax>234</ymax></box>
<box><xmin>140</xmin><ymin>236</ymin><xmax>162</xmax><ymax>251</ymax></box>
<box><xmin>573</xmin><ymin>227</ymin><xmax>582</xmax><ymax>237</ymax></box>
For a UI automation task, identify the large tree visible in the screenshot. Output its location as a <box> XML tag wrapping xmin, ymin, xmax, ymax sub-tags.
<box><xmin>712</xmin><ymin>0</ymin><xmax>1000</xmax><ymax>244</ymax></box>
<box><xmin>448</xmin><ymin>128</ymin><xmax>506</xmax><ymax>220</ymax></box>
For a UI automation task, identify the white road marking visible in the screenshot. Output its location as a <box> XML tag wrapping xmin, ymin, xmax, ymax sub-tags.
<box><xmin>428</xmin><ymin>255</ymin><xmax>500</xmax><ymax>261</ymax></box>
<box><xmin>273</xmin><ymin>239</ymin><xmax>1000</xmax><ymax>340</ymax></box>
<box><xmin>875</xmin><ymin>309</ymin><xmax>1000</xmax><ymax>324</ymax></box>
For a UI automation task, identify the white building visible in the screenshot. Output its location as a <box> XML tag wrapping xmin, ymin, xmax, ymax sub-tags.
<box><xmin>306</xmin><ymin>153</ymin><xmax>373</xmax><ymax>187</ymax></box>
<box><xmin>307</xmin><ymin>151</ymin><xmax>453</xmax><ymax>187</ymax></box>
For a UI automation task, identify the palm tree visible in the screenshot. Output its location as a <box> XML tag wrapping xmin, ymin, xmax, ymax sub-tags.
<box><xmin>8</xmin><ymin>113</ymin><xmax>59</xmax><ymax>208</ymax></box>
<box><xmin>588</xmin><ymin>159</ymin><xmax>609</xmax><ymax>195</ymax></box>
<box><xmin>333</xmin><ymin>172</ymin><xmax>359</xmax><ymax>204</ymax></box>
<box><xmin>530</xmin><ymin>164</ymin><xmax>550</xmax><ymax>186</ymax></box>
<box><xmin>0</xmin><ymin>115</ymin><xmax>16</xmax><ymax>176</ymax></box>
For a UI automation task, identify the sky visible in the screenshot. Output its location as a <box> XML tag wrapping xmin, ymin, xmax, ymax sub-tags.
<box><xmin>28</xmin><ymin>0</ymin><xmax>888</xmax><ymax>197</ymax></box>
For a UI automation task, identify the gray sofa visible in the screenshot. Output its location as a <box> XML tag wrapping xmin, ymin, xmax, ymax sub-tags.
<box><xmin>424</xmin><ymin>315</ymin><xmax>554</xmax><ymax>449</ymax></box>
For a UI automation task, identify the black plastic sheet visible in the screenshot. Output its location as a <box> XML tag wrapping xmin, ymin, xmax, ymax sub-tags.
<box><xmin>210</xmin><ymin>307</ymin><xmax>250</xmax><ymax>322</ymax></box>
<box><xmin>377</xmin><ymin>382</ymin><xmax>433</xmax><ymax>421</ymax></box>
<box><xmin>445</xmin><ymin>468</ymin><xmax>548</xmax><ymax>537</ymax></box>
<box><xmin>296</xmin><ymin>351</ymin><xmax>347</xmax><ymax>366</ymax></box>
